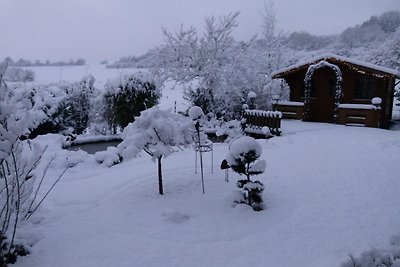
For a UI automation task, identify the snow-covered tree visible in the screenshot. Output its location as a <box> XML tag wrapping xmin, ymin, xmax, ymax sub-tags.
<box><xmin>226</xmin><ymin>136</ymin><xmax>266</xmax><ymax>211</ymax></box>
<box><xmin>370</xmin><ymin>27</ymin><xmax>400</xmax><ymax>70</ymax></box>
<box><xmin>152</xmin><ymin>9</ymin><xmax>291</xmax><ymax>118</ymax></box>
<box><xmin>118</xmin><ymin>107</ymin><xmax>193</xmax><ymax>195</ymax></box>
<box><xmin>153</xmin><ymin>12</ymin><xmax>253</xmax><ymax>118</ymax></box>
<box><xmin>377</xmin><ymin>10</ymin><xmax>400</xmax><ymax>33</ymax></box>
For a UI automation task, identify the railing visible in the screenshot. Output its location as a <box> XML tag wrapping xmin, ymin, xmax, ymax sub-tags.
<box><xmin>243</xmin><ymin>110</ymin><xmax>282</xmax><ymax>137</ymax></box>
<box><xmin>337</xmin><ymin>104</ymin><xmax>381</xmax><ymax>128</ymax></box>
<box><xmin>276</xmin><ymin>101</ymin><xmax>304</xmax><ymax>120</ymax></box>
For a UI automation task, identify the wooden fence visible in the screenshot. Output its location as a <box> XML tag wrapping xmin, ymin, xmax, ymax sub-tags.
<box><xmin>243</xmin><ymin>110</ymin><xmax>282</xmax><ymax>137</ymax></box>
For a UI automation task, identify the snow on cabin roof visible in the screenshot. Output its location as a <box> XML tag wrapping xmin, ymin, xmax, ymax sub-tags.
<box><xmin>272</xmin><ymin>53</ymin><xmax>400</xmax><ymax>79</ymax></box>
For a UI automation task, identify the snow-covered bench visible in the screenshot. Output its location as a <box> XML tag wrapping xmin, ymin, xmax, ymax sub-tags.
<box><xmin>242</xmin><ymin>109</ymin><xmax>282</xmax><ymax>137</ymax></box>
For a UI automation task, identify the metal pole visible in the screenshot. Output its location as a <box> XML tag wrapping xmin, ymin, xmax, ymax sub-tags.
<box><xmin>211</xmin><ymin>144</ymin><xmax>213</xmax><ymax>174</ymax></box>
<box><xmin>194</xmin><ymin>150</ymin><xmax>197</xmax><ymax>174</ymax></box>
<box><xmin>196</xmin><ymin>121</ymin><xmax>205</xmax><ymax>194</ymax></box>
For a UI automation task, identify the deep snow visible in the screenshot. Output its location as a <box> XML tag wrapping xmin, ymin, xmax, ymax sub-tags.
<box><xmin>14</xmin><ymin>120</ymin><xmax>400</xmax><ymax>267</ymax></box>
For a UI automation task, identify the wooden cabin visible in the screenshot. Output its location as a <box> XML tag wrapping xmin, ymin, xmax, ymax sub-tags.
<box><xmin>272</xmin><ymin>54</ymin><xmax>400</xmax><ymax>128</ymax></box>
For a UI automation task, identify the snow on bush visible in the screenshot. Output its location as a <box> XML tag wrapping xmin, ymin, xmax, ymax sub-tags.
<box><xmin>103</xmin><ymin>73</ymin><xmax>160</xmax><ymax>132</ymax></box>
<box><xmin>226</xmin><ymin>136</ymin><xmax>263</xmax><ymax>172</ymax></box>
<box><xmin>118</xmin><ymin>107</ymin><xmax>194</xmax><ymax>194</ymax></box>
<box><xmin>226</xmin><ymin>136</ymin><xmax>266</xmax><ymax>211</ymax></box>
<box><xmin>201</xmin><ymin>113</ymin><xmax>243</xmax><ymax>142</ymax></box>
<box><xmin>0</xmin><ymin>64</ymin><xmax>70</xmax><ymax>264</ymax></box>
<box><xmin>341</xmin><ymin>235</ymin><xmax>400</xmax><ymax>267</ymax></box>
<box><xmin>95</xmin><ymin>146</ymin><xmax>122</xmax><ymax>167</ymax></box>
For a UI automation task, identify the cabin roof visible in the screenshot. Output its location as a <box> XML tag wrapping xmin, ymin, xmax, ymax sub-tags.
<box><xmin>272</xmin><ymin>53</ymin><xmax>400</xmax><ymax>79</ymax></box>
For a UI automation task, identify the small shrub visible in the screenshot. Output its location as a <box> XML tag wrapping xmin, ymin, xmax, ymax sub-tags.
<box><xmin>226</xmin><ymin>136</ymin><xmax>266</xmax><ymax>211</ymax></box>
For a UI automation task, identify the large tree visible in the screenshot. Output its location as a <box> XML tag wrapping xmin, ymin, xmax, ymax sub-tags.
<box><xmin>152</xmin><ymin>8</ymin><xmax>289</xmax><ymax>118</ymax></box>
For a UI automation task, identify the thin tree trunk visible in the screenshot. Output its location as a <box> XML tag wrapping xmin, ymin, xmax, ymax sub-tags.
<box><xmin>157</xmin><ymin>156</ymin><xmax>163</xmax><ymax>195</ymax></box>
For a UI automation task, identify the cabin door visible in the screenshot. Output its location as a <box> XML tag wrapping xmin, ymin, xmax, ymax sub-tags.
<box><xmin>308</xmin><ymin>68</ymin><xmax>336</xmax><ymax>122</ymax></box>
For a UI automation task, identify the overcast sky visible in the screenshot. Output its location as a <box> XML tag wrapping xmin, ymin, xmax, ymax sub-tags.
<box><xmin>0</xmin><ymin>0</ymin><xmax>398</xmax><ymax>62</ymax></box>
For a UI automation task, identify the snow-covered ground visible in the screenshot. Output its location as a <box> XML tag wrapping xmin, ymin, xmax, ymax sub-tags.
<box><xmin>15</xmin><ymin>120</ymin><xmax>400</xmax><ymax>267</ymax></box>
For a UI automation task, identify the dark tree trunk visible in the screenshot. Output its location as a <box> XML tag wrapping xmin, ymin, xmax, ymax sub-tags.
<box><xmin>157</xmin><ymin>156</ymin><xmax>163</xmax><ymax>195</ymax></box>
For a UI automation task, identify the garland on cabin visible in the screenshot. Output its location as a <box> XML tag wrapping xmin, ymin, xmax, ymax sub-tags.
<box><xmin>332</xmin><ymin>59</ymin><xmax>391</xmax><ymax>79</ymax></box>
<box><xmin>303</xmin><ymin>60</ymin><xmax>343</xmax><ymax>121</ymax></box>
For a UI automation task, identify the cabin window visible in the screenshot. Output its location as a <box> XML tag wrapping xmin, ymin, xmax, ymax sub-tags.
<box><xmin>354</xmin><ymin>76</ymin><xmax>375</xmax><ymax>99</ymax></box>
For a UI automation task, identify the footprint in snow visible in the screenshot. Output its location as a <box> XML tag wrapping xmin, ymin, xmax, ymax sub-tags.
<box><xmin>161</xmin><ymin>212</ymin><xmax>191</xmax><ymax>224</ymax></box>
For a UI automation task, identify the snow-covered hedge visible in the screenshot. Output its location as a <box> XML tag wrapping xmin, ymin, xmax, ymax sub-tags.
<box><xmin>103</xmin><ymin>73</ymin><xmax>160</xmax><ymax>131</ymax></box>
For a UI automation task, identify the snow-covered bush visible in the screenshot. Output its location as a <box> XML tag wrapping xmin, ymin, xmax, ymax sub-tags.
<box><xmin>0</xmin><ymin>64</ymin><xmax>70</xmax><ymax>265</ymax></box>
<box><xmin>201</xmin><ymin>113</ymin><xmax>243</xmax><ymax>142</ymax></box>
<box><xmin>226</xmin><ymin>136</ymin><xmax>266</xmax><ymax>211</ymax></box>
<box><xmin>341</xmin><ymin>235</ymin><xmax>400</xmax><ymax>267</ymax></box>
<box><xmin>215</xmin><ymin>120</ymin><xmax>243</xmax><ymax>142</ymax></box>
<box><xmin>95</xmin><ymin>146</ymin><xmax>122</xmax><ymax>167</ymax></box>
<box><xmin>103</xmin><ymin>73</ymin><xmax>160</xmax><ymax>132</ymax></box>
<box><xmin>28</xmin><ymin>76</ymin><xmax>97</xmax><ymax>137</ymax></box>
<box><xmin>118</xmin><ymin>107</ymin><xmax>193</xmax><ymax>195</ymax></box>
<box><xmin>55</xmin><ymin>76</ymin><xmax>96</xmax><ymax>134</ymax></box>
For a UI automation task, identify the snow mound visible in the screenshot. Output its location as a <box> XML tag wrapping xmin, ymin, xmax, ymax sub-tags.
<box><xmin>95</xmin><ymin>146</ymin><xmax>121</xmax><ymax>167</ymax></box>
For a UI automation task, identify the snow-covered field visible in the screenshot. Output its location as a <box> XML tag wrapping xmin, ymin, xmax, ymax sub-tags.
<box><xmin>28</xmin><ymin>64</ymin><xmax>135</xmax><ymax>86</ymax></box>
<box><xmin>14</xmin><ymin>120</ymin><xmax>400</xmax><ymax>267</ymax></box>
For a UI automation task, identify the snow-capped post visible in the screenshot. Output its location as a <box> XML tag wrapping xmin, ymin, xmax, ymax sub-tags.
<box><xmin>271</xmin><ymin>94</ymin><xmax>280</xmax><ymax>111</ymax></box>
<box><xmin>226</xmin><ymin>136</ymin><xmax>266</xmax><ymax>211</ymax></box>
<box><xmin>247</xmin><ymin>91</ymin><xmax>257</xmax><ymax>110</ymax></box>
<box><xmin>188</xmin><ymin>106</ymin><xmax>206</xmax><ymax>194</ymax></box>
<box><xmin>117</xmin><ymin>107</ymin><xmax>194</xmax><ymax>195</ymax></box>
<box><xmin>371</xmin><ymin>97</ymin><xmax>382</xmax><ymax>128</ymax></box>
